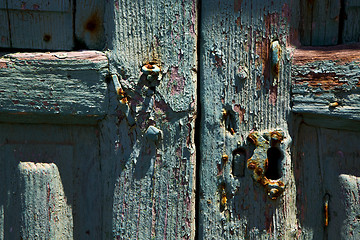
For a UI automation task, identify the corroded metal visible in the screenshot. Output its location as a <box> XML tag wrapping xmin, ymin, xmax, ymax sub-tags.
<box><xmin>247</xmin><ymin>130</ymin><xmax>285</xmax><ymax>200</ymax></box>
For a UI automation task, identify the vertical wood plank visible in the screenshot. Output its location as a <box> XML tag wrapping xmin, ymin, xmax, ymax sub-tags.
<box><xmin>342</xmin><ymin>0</ymin><xmax>360</xmax><ymax>43</ymax></box>
<box><xmin>293</xmin><ymin>124</ymin><xmax>325</xmax><ymax>239</ymax></box>
<box><xmin>0</xmin><ymin>1</ymin><xmax>10</xmax><ymax>48</ymax></box>
<box><xmin>75</xmin><ymin>0</ymin><xmax>105</xmax><ymax>50</ymax></box>
<box><xmin>199</xmin><ymin>0</ymin><xmax>296</xmax><ymax>239</ymax></box>
<box><xmin>102</xmin><ymin>0</ymin><xmax>197</xmax><ymax>239</ymax></box>
<box><xmin>338</xmin><ymin>174</ymin><xmax>360</xmax><ymax>238</ymax></box>
<box><xmin>0</xmin><ymin>124</ymin><xmax>102</xmax><ymax>239</ymax></box>
<box><xmin>18</xmin><ymin>162</ymin><xmax>73</xmax><ymax>239</ymax></box>
<box><xmin>300</xmin><ymin>0</ymin><xmax>341</xmax><ymax>46</ymax></box>
<box><xmin>294</xmin><ymin>123</ymin><xmax>360</xmax><ymax>239</ymax></box>
<box><xmin>7</xmin><ymin>0</ymin><xmax>73</xmax><ymax>50</ymax></box>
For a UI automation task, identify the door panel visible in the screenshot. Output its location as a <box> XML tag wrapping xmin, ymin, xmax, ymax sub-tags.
<box><xmin>295</xmin><ymin>123</ymin><xmax>360</xmax><ymax>239</ymax></box>
<box><xmin>0</xmin><ymin>124</ymin><xmax>101</xmax><ymax>239</ymax></box>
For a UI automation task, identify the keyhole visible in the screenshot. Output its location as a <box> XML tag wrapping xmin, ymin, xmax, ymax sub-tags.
<box><xmin>265</xmin><ymin>147</ymin><xmax>283</xmax><ymax>180</ymax></box>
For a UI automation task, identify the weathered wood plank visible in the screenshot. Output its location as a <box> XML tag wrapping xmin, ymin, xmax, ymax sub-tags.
<box><xmin>0</xmin><ymin>8</ymin><xmax>10</xmax><ymax>48</ymax></box>
<box><xmin>342</xmin><ymin>0</ymin><xmax>360</xmax><ymax>43</ymax></box>
<box><xmin>0</xmin><ymin>51</ymin><xmax>109</xmax><ymax>124</ymax></box>
<box><xmin>292</xmin><ymin>44</ymin><xmax>360</xmax><ymax>122</ymax></box>
<box><xmin>293</xmin><ymin>124</ymin><xmax>324</xmax><ymax>239</ymax></box>
<box><xmin>101</xmin><ymin>0</ymin><xmax>197</xmax><ymax>239</ymax></box>
<box><xmin>299</xmin><ymin>0</ymin><xmax>340</xmax><ymax>46</ymax></box>
<box><xmin>199</xmin><ymin>0</ymin><xmax>296</xmax><ymax>239</ymax></box>
<box><xmin>75</xmin><ymin>0</ymin><xmax>105</xmax><ymax>50</ymax></box>
<box><xmin>18</xmin><ymin>162</ymin><xmax>73</xmax><ymax>239</ymax></box>
<box><xmin>6</xmin><ymin>0</ymin><xmax>71</xmax><ymax>12</ymax></box>
<box><xmin>294</xmin><ymin>124</ymin><xmax>360</xmax><ymax>239</ymax></box>
<box><xmin>0</xmin><ymin>124</ymin><xmax>101</xmax><ymax>239</ymax></box>
<box><xmin>6</xmin><ymin>0</ymin><xmax>73</xmax><ymax>50</ymax></box>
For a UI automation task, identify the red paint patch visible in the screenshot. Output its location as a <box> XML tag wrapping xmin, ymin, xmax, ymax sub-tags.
<box><xmin>233</xmin><ymin>104</ymin><xmax>245</xmax><ymax>123</ymax></box>
<box><xmin>168</xmin><ymin>67</ymin><xmax>185</xmax><ymax>95</ymax></box>
<box><xmin>269</xmin><ymin>86</ymin><xmax>277</xmax><ymax>106</ymax></box>
<box><xmin>0</xmin><ymin>60</ymin><xmax>8</xmax><ymax>68</ymax></box>
<box><xmin>293</xmin><ymin>44</ymin><xmax>360</xmax><ymax>65</ymax></box>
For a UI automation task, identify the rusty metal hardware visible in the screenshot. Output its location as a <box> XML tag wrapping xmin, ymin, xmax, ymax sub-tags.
<box><xmin>329</xmin><ymin>102</ymin><xmax>339</xmax><ymax>108</ymax></box>
<box><xmin>247</xmin><ymin>130</ymin><xmax>285</xmax><ymax>200</ymax></box>
<box><xmin>112</xmin><ymin>74</ymin><xmax>135</xmax><ymax>126</ymax></box>
<box><xmin>270</xmin><ymin>40</ymin><xmax>281</xmax><ymax>86</ymax></box>
<box><xmin>141</xmin><ymin>63</ymin><xmax>161</xmax><ymax>82</ymax></box>
<box><xmin>324</xmin><ymin>193</ymin><xmax>330</xmax><ymax>227</ymax></box>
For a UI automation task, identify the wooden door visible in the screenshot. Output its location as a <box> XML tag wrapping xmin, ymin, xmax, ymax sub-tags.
<box><xmin>1</xmin><ymin>0</ymin><xmax>360</xmax><ymax>239</ymax></box>
<box><xmin>198</xmin><ymin>0</ymin><xmax>360</xmax><ymax>239</ymax></box>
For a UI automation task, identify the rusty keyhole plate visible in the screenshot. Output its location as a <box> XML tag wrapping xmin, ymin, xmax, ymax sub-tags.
<box><xmin>247</xmin><ymin>130</ymin><xmax>285</xmax><ymax>200</ymax></box>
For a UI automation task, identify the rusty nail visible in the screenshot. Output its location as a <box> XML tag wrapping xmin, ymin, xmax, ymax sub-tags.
<box><xmin>324</xmin><ymin>193</ymin><xmax>330</xmax><ymax>227</ymax></box>
<box><xmin>329</xmin><ymin>102</ymin><xmax>339</xmax><ymax>108</ymax></box>
<box><xmin>221</xmin><ymin>194</ymin><xmax>227</xmax><ymax>207</ymax></box>
<box><xmin>112</xmin><ymin>74</ymin><xmax>135</xmax><ymax>126</ymax></box>
<box><xmin>141</xmin><ymin>64</ymin><xmax>161</xmax><ymax>75</ymax></box>
<box><xmin>222</xmin><ymin>154</ymin><xmax>229</xmax><ymax>163</ymax></box>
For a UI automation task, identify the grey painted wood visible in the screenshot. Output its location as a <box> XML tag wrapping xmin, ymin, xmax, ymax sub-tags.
<box><xmin>299</xmin><ymin>0</ymin><xmax>340</xmax><ymax>46</ymax></box>
<box><xmin>0</xmin><ymin>51</ymin><xmax>108</xmax><ymax>124</ymax></box>
<box><xmin>0</xmin><ymin>6</ymin><xmax>10</xmax><ymax>48</ymax></box>
<box><xmin>292</xmin><ymin>45</ymin><xmax>360</xmax><ymax>123</ymax></box>
<box><xmin>294</xmin><ymin>123</ymin><xmax>360</xmax><ymax>239</ymax></box>
<box><xmin>343</xmin><ymin>0</ymin><xmax>360</xmax><ymax>43</ymax></box>
<box><xmin>75</xmin><ymin>0</ymin><xmax>105</xmax><ymax>50</ymax></box>
<box><xmin>101</xmin><ymin>0</ymin><xmax>198</xmax><ymax>239</ymax></box>
<box><xmin>6</xmin><ymin>0</ymin><xmax>73</xmax><ymax>50</ymax></box>
<box><xmin>0</xmin><ymin>124</ymin><xmax>101</xmax><ymax>239</ymax></box>
<box><xmin>199</xmin><ymin>1</ymin><xmax>296</xmax><ymax>239</ymax></box>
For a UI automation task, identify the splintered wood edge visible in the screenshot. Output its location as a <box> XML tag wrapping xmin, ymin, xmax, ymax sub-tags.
<box><xmin>0</xmin><ymin>50</ymin><xmax>108</xmax><ymax>64</ymax></box>
<box><xmin>292</xmin><ymin>43</ymin><xmax>360</xmax><ymax>65</ymax></box>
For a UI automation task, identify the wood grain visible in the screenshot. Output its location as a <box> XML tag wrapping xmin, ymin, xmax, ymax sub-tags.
<box><xmin>6</xmin><ymin>0</ymin><xmax>73</xmax><ymax>50</ymax></box>
<box><xmin>292</xmin><ymin>45</ymin><xmax>360</xmax><ymax>122</ymax></box>
<box><xmin>0</xmin><ymin>51</ymin><xmax>108</xmax><ymax>124</ymax></box>
<box><xmin>0</xmin><ymin>124</ymin><xmax>101</xmax><ymax>239</ymax></box>
<box><xmin>101</xmin><ymin>0</ymin><xmax>198</xmax><ymax>239</ymax></box>
<box><xmin>199</xmin><ymin>0</ymin><xmax>296</xmax><ymax>239</ymax></box>
<box><xmin>294</xmin><ymin>123</ymin><xmax>360</xmax><ymax>239</ymax></box>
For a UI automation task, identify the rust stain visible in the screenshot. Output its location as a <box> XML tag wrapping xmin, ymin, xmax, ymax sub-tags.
<box><xmin>255</xmin><ymin>167</ymin><xmax>263</xmax><ymax>176</ymax></box>
<box><xmin>84</xmin><ymin>11</ymin><xmax>102</xmax><ymax>36</ymax></box>
<box><xmin>43</xmin><ymin>34</ymin><xmax>52</xmax><ymax>42</ymax></box>
<box><xmin>293</xmin><ymin>44</ymin><xmax>360</xmax><ymax>65</ymax></box>
<box><xmin>247</xmin><ymin>160</ymin><xmax>257</xmax><ymax>170</ymax></box>
<box><xmin>294</xmin><ymin>72</ymin><xmax>353</xmax><ymax>90</ymax></box>
<box><xmin>256</xmin><ymin>37</ymin><xmax>270</xmax><ymax>82</ymax></box>
<box><xmin>0</xmin><ymin>60</ymin><xmax>8</xmax><ymax>68</ymax></box>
